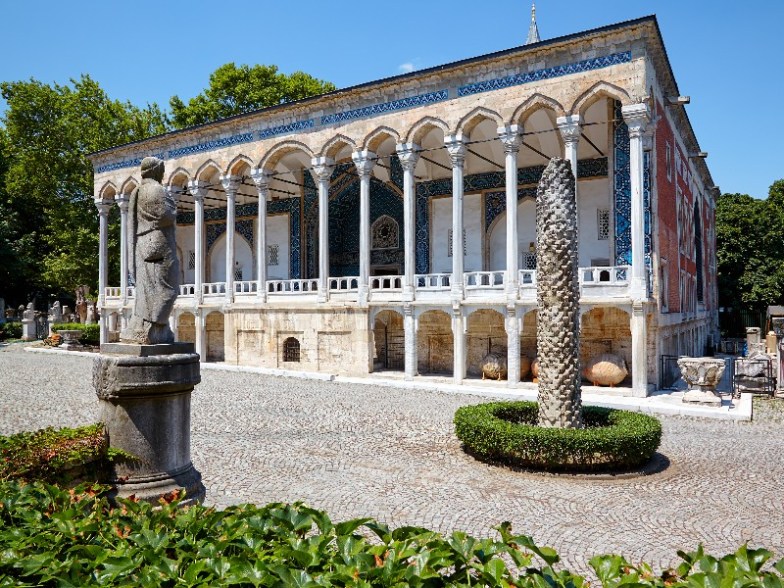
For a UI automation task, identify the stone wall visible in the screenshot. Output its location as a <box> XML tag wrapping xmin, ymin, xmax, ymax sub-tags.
<box><xmin>417</xmin><ymin>310</ymin><xmax>453</xmax><ymax>375</ymax></box>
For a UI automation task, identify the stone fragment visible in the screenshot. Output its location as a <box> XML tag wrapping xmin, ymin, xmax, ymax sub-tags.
<box><xmin>481</xmin><ymin>352</ymin><xmax>507</xmax><ymax>380</ymax></box>
<box><xmin>678</xmin><ymin>357</ymin><xmax>725</xmax><ymax>405</ymax></box>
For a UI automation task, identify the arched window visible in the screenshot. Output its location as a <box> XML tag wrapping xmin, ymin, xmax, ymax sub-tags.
<box><xmin>371</xmin><ymin>215</ymin><xmax>399</xmax><ymax>250</ymax></box>
<box><xmin>282</xmin><ymin>337</ymin><xmax>301</xmax><ymax>362</ymax></box>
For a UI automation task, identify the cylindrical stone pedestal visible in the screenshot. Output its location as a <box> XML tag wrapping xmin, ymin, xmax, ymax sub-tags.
<box><xmin>93</xmin><ymin>342</ymin><xmax>205</xmax><ymax>504</ymax></box>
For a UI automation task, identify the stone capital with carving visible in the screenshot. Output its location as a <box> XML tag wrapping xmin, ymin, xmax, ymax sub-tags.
<box><xmin>556</xmin><ymin>114</ymin><xmax>582</xmax><ymax>145</ymax></box>
<box><xmin>219</xmin><ymin>174</ymin><xmax>241</xmax><ymax>197</ymax></box>
<box><xmin>621</xmin><ymin>103</ymin><xmax>651</xmax><ymax>139</ymax></box>
<box><xmin>114</xmin><ymin>193</ymin><xmax>130</xmax><ymax>213</ymax></box>
<box><xmin>187</xmin><ymin>180</ymin><xmax>208</xmax><ymax>202</ymax></box>
<box><xmin>445</xmin><ymin>133</ymin><xmax>468</xmax><ymax>167</ymax></box>
<box><xmin>250</xmin><ymin>167</ymin><xmax>273</xmax><ymax>194</ymax></box>
<box><xmin>395</xmin><ymin>142</ymin><xmax>420</xmax><ymax>172</ymax></box>
<box><xmin>497</xmin><ymin>125</ymin><xmax>522</xmax><ymax>154</ymax></box>
<box><xmin>311</xmin><ymin>156</ymin><xmax>335</xmax><ymax>182</ymax></box>
<box><xmin>351</xmin><ymin>150</ymin><xmax>377</xmax><ymax>178</ymax></box>
<box><xmin>94</xmin><ymin>199</ymin><xmax>112</xmax><ymax>217</ymax></box>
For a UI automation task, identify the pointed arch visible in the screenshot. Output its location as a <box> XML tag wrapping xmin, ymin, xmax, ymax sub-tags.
<box><xmin>319</xmin><ymin>134</ymin><xmax>358</xmax><ymax>160</ymax></box>
<box><xmin>195</xmin><ymin>159</ymin><xmax>222</xmax><ymax>181</ymax></box>
<box><xmin>258</xmin><ymin>140</ymin><xmax>315</xmax><ymax>170</ymax></box>
<box><xmin>456</xmin><ymin>106</ymin><xmax>504</xmax><ymax>136</ymax></box>
<box><xmin>405</xmin><ymin>116</ymin><xmax>449</xmax><ymax>144</ymax></box>
<box><xmin>119</xmin><ymin>177</ymin><xmax>138</xmax><ymax>195</ymax></box>
<box><xmin>226</xmin><ymin>154</ymin><xmax>254</xmax><ymax>176</ymax></box>
<box><xmin>362</xmin><ymin>125</ymin><xmax>401</xmax><ymax>152</ymax></box>
<box><xmin>570</xmin><ymin>81</ymin><xmax>631</xmax><ymax>115</ymax></box>
<box><xmin>166</xmin><ymin>166</ymin><xmax>192</xmax><ymax>188</ymax></box>
<box><xmin>510</xmin><ymin>93</ymin><xmax>566</xmax><ymax>125</ymax></box>
<box><xmin>98</xmin><ymin>180</ymin><xmax>117</xmax><ymax>200</ymax></box>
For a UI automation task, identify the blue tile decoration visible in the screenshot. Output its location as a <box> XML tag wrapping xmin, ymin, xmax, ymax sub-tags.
<box><xmin>168</xmin><ymin>133</ymin><xmax>255</xmax><ymax>160</ymax></box>
<box><xmin>390</xmin><ymin>155</ymin><xmax>404</xmax><ymax>191</ymax></box>
<box><xmin>303</xmin><ymin>171</ymin><xmax>318</xmax><ymax>279</ymax></box>
<box><xmin>267</xmin><ymin>197</ymin><xmax>301</xmax><ymax>279</ymax></box>
<box><xmin>483</xmin><ymin>187</ymin><xmax>538</xmax><ymax>233</ymax></box>
<box><xmin>205</xmin><ymin>219</ymin><xmax>254</xmax><ymax>257</ymax></box>
<box><xmin>613</xmin><ymin>100</ymin><xmax>632</xmax><ymax>265</ymax></box>
<box><xmin>321</xmin><ymin>90</ymin><xmax>449</xmax><ymax>126</ymax></box>
<box><xmin>457</xmin><ymin>51</ymin><xmax>632</xmax><ymax>97</ymax></box>
<box><xmin>96</xmin><ymin>52</ymin><xmax>627</xmax><ymax>175</ymax></box>
<box><xmin>258</xmin><ymin>119</ymin><xmax>315</xmax><ymax>140</ymax></box>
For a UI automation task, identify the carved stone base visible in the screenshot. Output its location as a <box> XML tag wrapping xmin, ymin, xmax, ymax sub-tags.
<box><xmin>682</xmin><ymin>389</ymin><xmax>722</xmax><ymax>405</ymax></box>
<box><xmin>94</xmin><ymin>342</ymin><xmax>205</xmax><ymax>505</ymax></box>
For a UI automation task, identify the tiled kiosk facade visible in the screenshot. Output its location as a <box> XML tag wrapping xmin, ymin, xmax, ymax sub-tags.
<box><xmin>90</xmin><ymin>16</ymin><xmax>718</xmax><ymax>396</ymax></box>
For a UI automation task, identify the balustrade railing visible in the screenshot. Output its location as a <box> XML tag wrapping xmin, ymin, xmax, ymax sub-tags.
<box><xmin>105</xmin><ymin>287</ymin><xmax>122</xmax><ymax>299</ymax></box>
<box><xmin>518</xmin><ymin>270</ymin><xmax>537</xmax><ymax>286</ymax></box>
<box><xmin>267</xmin><ymin>278</ymin><xmax>319</xmax><ymax>294</ymax></box>
<box><xmin>328</xmin><ymin>276</ymin><xmax>359</xmax><ymax>292</ymax></box>
<box><xmin>234</xmin><ymin>280</ymin><xmax>258</xmax><ymax>294</ymax></box>
<box><xmin>464</xmin><ymin>271</ymin><xmax>505</xmax><ymax>289</ymax></box>
<box><xmin>202</xmin><ymin>282</ymin><xmax>226</xmax><ymax>296</ymax></box>
<box><xmin>179</xmin><ymin>284</ymin><xmax>196</xmax><ymax>296</ymax></box>
<box><xmin>370</xmin><ymin>275</ymin><xmax>402</xmax><ymax>291</ymax></box>
<box><xmin>415</xmin><ymin>273</ymin><xmax>451</xmax><ymax>290</ymax></box>
<box><xmin>579</xmin><ymin>265</ymin><xmax>630</xmax><ymax>285</ymax></box>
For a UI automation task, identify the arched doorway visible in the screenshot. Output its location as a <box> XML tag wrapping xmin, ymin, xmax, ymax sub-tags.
<box><xmin>373</xmin><ymin>310</ymin><xmax>404</xmax><ymax>372</ymax></box>
<box><xmin>580</xmin><ymin>307</ymin><xmax>632</xmax><ymax>384</ymax></box>
<box><xmin>417</xmin><ymin>310</ymin><xmax>453</xmax><ymax>375</ymax></box>
<box><xmin>177</xmin><ymin>312</ymin><xmax>195</xmax><ymax>344</ymax></box>
<box><xmin>205</xmin><ymin>311</ymin><xmax>225</xmax><ymax>362</ymax></box>
<box><xmin>466</xmin><ymin>309</ymin><xmax>506</xmax><ymax>378</ymax></box>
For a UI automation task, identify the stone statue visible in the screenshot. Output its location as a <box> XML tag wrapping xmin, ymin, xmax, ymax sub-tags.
<box><xmin>50</xmin><ymin>301</ymin><xmax>63</xmax><ymax>324</ymax></box>
<box><xmin>75</xmin><ymin>285</ymin><xmax>88</xmax><ymax>324</ymax></box>
<box><xmin>120</xmin><ymin>157</ymin><xmax>178</xmax><ymax>345</ymax></box>
<box><xmin>535</xmin><ymin>158</ymin><xmax>583</xmax><ymax>429</ymax></box>
<box><xmin>22</xmin><ymin>302</ymin><xmax>34</xmax><ymax>321</ymax></box>
<box><xmin>86</xmin><ymin>301</ymin><xmax>96</xmax><ymax>324</ymax></box>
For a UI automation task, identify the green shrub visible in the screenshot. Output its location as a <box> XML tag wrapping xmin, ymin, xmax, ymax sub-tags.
<box><xmin>52</xmin><ymin>322</ymin><xmax>100</xmax><ymax>345</ymax></box>
<box><xmin>0</xmin><ymin>424</ymin><xmax>108</xmax><ymax>484</ymax></box>
<box><xmin>454</xmin><ymin>401</ymin><xmax>662</xmax><ymax>472</ymax></box>
<box><xmin>0</xmin><ymin>480</ymin><xmax>781</xmax><ymax>587</ymax></box>
<box><xmin>0</xmin><ymin>321</ymin><xmax>22</xmax><ymax>340</ymax></box>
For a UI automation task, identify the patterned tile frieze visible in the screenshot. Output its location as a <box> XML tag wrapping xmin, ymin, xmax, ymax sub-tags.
<box><xmin>457</xmin><ymin>51</ymin><xmax>632</xmax><ymax>97</ymax></box>
<box><xmin>613</xmin><ymin>100</ymin><xmax>632</xmax><ymax>266</ymax></box>
<box><xmin>484</xmin><ymin>187</ymin><xmax>538</xmax><ymax>233</ymax></box>
<box><xmin>95</xmin><ymin>52</ymin><xmax>629</xmax><ymax>175</ymax></box>
<box><xmin>321</xmin><ymin>90</ymin><xmax>448</xmax><ymax>126</ymax></box>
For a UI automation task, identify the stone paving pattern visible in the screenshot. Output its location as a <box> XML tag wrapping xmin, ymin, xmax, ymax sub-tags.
<box><xmin>1</xmin><ymin>344</ymin><xmax>783</xmax><ymax>574</ymax></box>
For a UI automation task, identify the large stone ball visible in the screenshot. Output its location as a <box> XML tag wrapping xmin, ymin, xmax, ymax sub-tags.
<box><xmin>481</xmin><ymin>353</ymin><xmax>508</xmax><ymax>381</ymax></box>
<box><xmin>582</xmin><ymin>353</ymin><xmax>628</xmax><ymax>386</ymax></box>
<box><xmin>520</xmin><ymin>355</ymin><xmax>531</xmax><ymax>380</ymax></box>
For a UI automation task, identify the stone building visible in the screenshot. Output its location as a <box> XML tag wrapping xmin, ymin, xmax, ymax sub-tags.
<box><xmin>89</xmin><ymin>13</ymin><xmax>718</xmax><ymax>396</ymax></box>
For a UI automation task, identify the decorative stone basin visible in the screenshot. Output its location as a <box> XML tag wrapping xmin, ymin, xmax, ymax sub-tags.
<box><xmin>58</xmin><ymin>330</ymin><xmax>83</xmax><ymax>350</ymax></box>
<box><xmin>677</xmin><ymin>357</ymin><xmax>726</xmax><ymax>405</ymax></box>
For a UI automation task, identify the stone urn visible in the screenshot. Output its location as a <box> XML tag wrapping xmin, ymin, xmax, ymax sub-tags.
<box><xmin>531</xmin><ymin>358</ymin><xmax>540</xmax><ymax>383</ymax></box>
<box><xmin>677</xmin><ymin>357</ymin><xmax>726</xmax><ymax>405</ymax></box>
<box><xmin>59</xmin><ymin>330</ymin><xmax>84</xmax><ymax>351</ymax></box>
<box><xmin>520</xmin><ymin>355</ymin><xmax>531</xmax><ymax>380</ymax></box>
<box><xmin>582</xmin><ymin>353</ymin><xmax>628</xmax><ymax>386</ymax></box>
<box><xmin>481</xmin><ymin>353</ymin><xmax>507</xmax><ymax>381</ymax></box>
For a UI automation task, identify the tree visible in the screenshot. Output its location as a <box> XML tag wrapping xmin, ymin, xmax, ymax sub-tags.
<box><xmin>169</xmin><ymin>63</ymin><xmax>335</xmax><ymax>128</ymax></box>
<box><xmin>0</xmin><ymin>76</ymin><xmax>168</xmax><ymax>305</ymax></box>
<box><xmin>716</xmin><ymin>180</ymin><xmax>784</xmax><ymax>311</ymax></box>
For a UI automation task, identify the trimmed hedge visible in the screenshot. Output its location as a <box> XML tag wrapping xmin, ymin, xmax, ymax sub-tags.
<box><xmin>52</xmin><ymin>322</ymin><xmax>100</xmax><ymax>345</ymax></box>
<box><xmin>454</xmin><ymin>401</ymin><xmax>662</xmax><ymax>472</ymax></box>
<box><xmin>1</xmin><ymin>481</ymin><xmax>782</xmax><ymax>587</ymax></box>
<box><xmin>0</xmin><ymin>321</ymin><xmax>22</xmax><ymax>340</ymax></box>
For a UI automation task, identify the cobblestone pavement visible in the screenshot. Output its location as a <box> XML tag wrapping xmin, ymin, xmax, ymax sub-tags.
<box><xmin>2</xmin><ymin>344</ymin><xmax>783</xmax><ymax>574</ymax></box>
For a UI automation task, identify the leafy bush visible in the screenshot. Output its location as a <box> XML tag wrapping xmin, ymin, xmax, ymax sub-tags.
<box><xmin>0</xmin><ymin>424</ymin><xmax>107</xmax><ymax>484</ymax></box>
<box><xmin>0</xmin><ymin>481</ymin><xmax>781</xmax><ymax>587</ymax></box>
<box><xmin>454</xmin><ymin>401</ymin><xmax>662</xmax><ymax>472</ymax></box>
<box><xmin>52</xmin><ymin>322</ymin><xmax>100</xmax><ymax>345</ymax></box>
<box><xmin>0</xmin><ymin>321</ymin><xmax>22</xmax><ymax>340</ymax></box>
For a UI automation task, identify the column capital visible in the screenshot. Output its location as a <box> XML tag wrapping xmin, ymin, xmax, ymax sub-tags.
<box><xmin>445</xmin><ymin>133</ymin><xmax>468</xmax><ymax>166</ymax></box>
<box><xmin>497</xmin><ymin>125</ymin><xmax>522</xmax><ymax>153</ymax></box>
<box><xmin>94</xmin><ymin>199</ymin><xmax>112</xmax><ymax>216</ymax></box>
<box><xmin>311</xmin><ymin>156</ymin><xmax>335</xmax><ymax>182</ymax></box>
<box><xmin>250</xmin><ymin>167</ymin><xmax>273</xmax><ymax>192</ymax></box>
<box><xmin>114</xmin><ymin>192</ymin><xmax>130</xmax><ymax>212</ymax></box>
<box><xmin>219</xmin><ymin>174</ymin><xmax>241</xmax><ymax>196</ymax></box>
<box><xmin>556</xmin><ymin>114</ymin><xmax>583</xmax><ymax>144</ymax></box>
<box><xmin>621</xmin><ymin>103</ymin><xmax>651</xmax><ymax>138</ymax></box>
<box><xmin>351</xmin><ymin>150</ymin><xmax>377</xmax><ymax>178</ymax></box>
<box><xmin>187</xmin><ymin>180</ymin><xmax>208</xmax><ymax>201</ymax></box>
<box><xmin>395</xmin><ymin>142</ymin><xmax>420</xmax><ymax>171</ymax></box>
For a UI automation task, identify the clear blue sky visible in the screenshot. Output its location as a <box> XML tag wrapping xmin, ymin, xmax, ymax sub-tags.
<box><xmin>0</xmin><ymin>0</ymin><xmax>780</xmax><ymax>199</ymax></box>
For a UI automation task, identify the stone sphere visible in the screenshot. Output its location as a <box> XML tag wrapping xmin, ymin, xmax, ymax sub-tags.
<box><xmin>481</xmin><ymin>353</ymin><xmax>508</xmax><ymax>381</ymax></box>
<box><xmin>582</xmin><ymin>353</ymin><xmax>628</xmax><ymax>386</ymax></box>
<box><xmin>520</xmin><ymin>355</ymin><xmax>531</xmax><ymax>380</ymax></box>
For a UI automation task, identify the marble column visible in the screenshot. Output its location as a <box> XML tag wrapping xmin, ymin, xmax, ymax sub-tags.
<box><xmin>445</xmin><ymin>134</ymin><xmax>467</xmax><ymax>302</ymax></box>
<box><xmin>311</xmin><ymin>157</ymin><xmax>335</xmax><ymax>302</ymax></box>
<box><xmin>403</xmin><ymin>306</ymin><xmax>417</xmax><ymax>380</ymax></box>
<box><xmin>95</xmin><ymin>199</ymin><xmax>112</xmax><ymax>345</ymax></box>
<box><xmin>220</xmin><ymin>175</ymin><xmax>240</xmax><ymax>302</ymax></box>
<box><xmin>452</xmin><ymin>308</ymin><xmax>466</xmax><ymax>385</ymax></box>
<box><xmin>498</xmin><ymin>125</ymin><xmax>522</xmax><ymax>300</ymax></box>
<box><xmin>622</xmin><ymin>103</ymin><xmax>651</xmax><ymax>300</ymax></box>
<box><xmin>506</xmin><ymin>307</ymin><xmax>521</xmax><ymax>387</ymax></box>
<box><xmin>188</xmin><ymin>181</ymin><xmax>207</xmax><ymax>305</ymax></box>
<box><xmin>630</xmin><ymin>301</ymin><xmax>648</xmax><ymax>397</ymax></box>
<box><xmin>115</xmin><ymin>192</ymin><xmax>130</xmax><ymax>328</ymax></box>
<box><xmin>396</xmin><ymin>143</ymin><xmax>419</xmax><ymax>302</ymax></box>
<box><xmin>251</xmin><ymin>168</ymin><xmax>271</xmax><ymax>302</ymax></box>
<box><xmin>556</xmin><ymin>114</ymin><xmax>582</xmax><ymax>180</ymax></box>
<box><xmin>352</xmin><ymin>150</ymin><xmax>377</xmax><ymax>306</ymax></box>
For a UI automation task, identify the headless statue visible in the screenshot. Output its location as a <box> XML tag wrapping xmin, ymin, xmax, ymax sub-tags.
<box><xmin>120</xmin><ymin>157</ymin><xmax>179</xmax><ymax>344</ymax></box>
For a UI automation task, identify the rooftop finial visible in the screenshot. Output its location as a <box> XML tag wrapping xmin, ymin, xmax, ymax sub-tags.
<box><xmin>526</xmin><ymin>1</ymin><xmax>541</xmax><ymax>45</ymax></box>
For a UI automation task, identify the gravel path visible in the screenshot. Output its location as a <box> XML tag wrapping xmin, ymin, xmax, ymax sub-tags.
<box><xmin>2</xmin><ymin>343</ymin><xmax>783</xmax><ymax>574</ymax></box>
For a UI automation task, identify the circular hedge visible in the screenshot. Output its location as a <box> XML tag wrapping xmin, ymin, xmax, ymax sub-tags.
<box><xmin>454</xmin><ymin>401</ymin><xmax>662</xmax><ymax>473</ymax></box>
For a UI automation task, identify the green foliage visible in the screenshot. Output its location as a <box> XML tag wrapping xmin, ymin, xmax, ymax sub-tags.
<box><xmin>716</xmin><ymin>181</ymin><xmax>784</xmax><ymax>310</ymax></box>
<box><xmin>170</xmin><ymin>62</ymin><xmax>336</xmax><ymax>128</ymax></box>
<box><xmin>52</xmin><ymin>322</ymin><xmax>100</xmax><ymax>345</ymax></box>
<box><xmin>0</xmin><ymin>75</ymin><xmax>169</xmax><ymax>302</ymax></box>
<box><xmin>454</xmin><ymin>401</ymin><xmax>662</xmax><ymax>472</ymax></box>
<box><xmin>0</xmin><ymin>424</ymin><xmax>107</xmax><ymax>483</ymax></box>
<box><xmin>0</xmin><ymin>322</ymin><xmax>22</xmax><ymax>341</ymax></box>
<box><xmin>0</xmin><ymin>481</ymin><xmax>781</xmax><ymax>587</ymax></box>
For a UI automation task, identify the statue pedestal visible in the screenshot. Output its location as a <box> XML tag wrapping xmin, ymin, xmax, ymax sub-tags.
<box><xmin>21</xmin><ymin>318</ymin><xmax>36</xmax><ymax>341</ymax></box>
<box><xmin>678</xmin><ymin>357</ymin><xmax>725</xmax><ymax>406</ymax></box>
<box><xmin>93</xmin><ymin>342</ymin><xmax>205</xmax><ymax>505</ymax></box>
